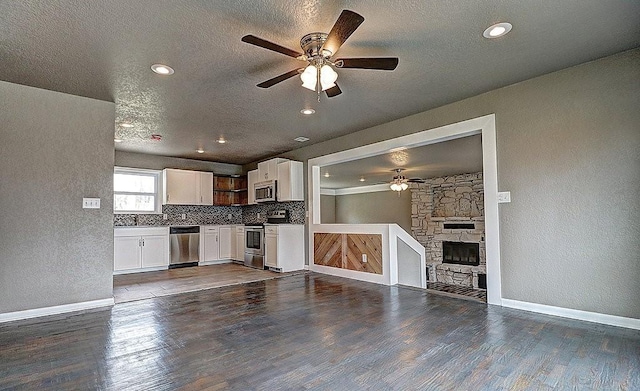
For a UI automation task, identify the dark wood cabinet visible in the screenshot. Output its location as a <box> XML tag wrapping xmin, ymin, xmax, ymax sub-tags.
<box><xmin>213</xmin><ymin>175</ymin><xmax>248</xmax><ymax>206</ymax></box>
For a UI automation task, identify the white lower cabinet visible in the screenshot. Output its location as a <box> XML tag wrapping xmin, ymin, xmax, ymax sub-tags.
<box><xmin>200</xmin><ymin>225</ymin><xmax>237</xmax><ymax>264</ymax></box>
<box><xmin>114</xmin><ymin>227</ymin><xmax>169</xmax><ymax>274</ymax></box>
<box><xmin>235</xmin><ymin>226</ymin><xmax>245</xmax><ymax>261</ymax></box>
<box><xmin>201</xmin><ymin>226</ymin><xmax>220</xmax><ymax>264</ymax></box>
<box><xmin>219</xmin><ymin>226</ymin><xmax>233</xmax><ymax>260</ymax></box>
<box><xmin>264</xmin><ymin>225</ymin><xmax>304</xmax><ymax>272</ymax></box>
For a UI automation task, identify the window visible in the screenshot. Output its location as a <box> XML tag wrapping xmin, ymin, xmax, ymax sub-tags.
<box><xmin>114</xmin><ymin>167</ymin><xmax>161</xmax><ymax>213</ymax></box>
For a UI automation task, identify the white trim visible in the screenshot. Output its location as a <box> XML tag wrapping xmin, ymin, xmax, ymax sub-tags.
<box><xmin>198</xmin><ymin>259</ymin><xmax>233</xmax><ymax>266</ymax></box>
<box><xmin>113</xmin><ymin>266</ymin><xmax>168</xmax><ymax>275</ymax></box>
<box><xmin>502</xmin><ymin>299</ymin><xmax>640</xmax><ymax>330</ymax></box>
<box><xmin>334</xmin><ymin>183</ymin><xmax>390</xmax><ymax>195</ymax></box>
<box><xmin>0</xmin><ymin>298</ymin><xmax>115</xmax><ymax>323</ymax></box>
<box><xmin>307</xmin><ymin>114</ymin><xmax>502</xmax><ymax>305</ymax></box>
<box><xmin>320</xmin><ymin>189</ymin><xmax>336</xmax><ymax>196</ymax></box>
<box><xmin>480</xmin><ymin>115</ymin><xmax>502</xmax><ymax>305</ymax></box>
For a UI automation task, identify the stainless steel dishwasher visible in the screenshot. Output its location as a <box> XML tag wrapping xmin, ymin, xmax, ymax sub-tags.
<box><xmin>169</xmin><ymin>226</ymin><xmax>200</xmax><ymax>268</ymax></box>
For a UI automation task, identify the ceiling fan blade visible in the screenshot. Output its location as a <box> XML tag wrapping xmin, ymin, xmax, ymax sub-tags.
<box><xmin>257</xmin><ymin>69</ymin><xmax>302</xmax><ymax>88</ymax></box>
<box><xmin>334</xmin><ymin>57</ymin><xmax>399</xmax><ymax>70</ymax></box>
<box><xmin>325</xmin><ymin>84</ymin><xmax>342</xmax><ymax>98</ymax></box>
<box><xmin>241</xmin><ymin>35</ymin><xmax>303</xmax><ymax>58</ymax></box>
<box><xmin>321</xmin><ymin>10</ymin><xmax>365</xmax><ymax>56</ymax></box>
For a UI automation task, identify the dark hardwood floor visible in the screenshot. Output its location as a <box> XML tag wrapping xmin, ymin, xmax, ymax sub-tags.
<box><xmin>1</xmin><ymin>273</ymin><xmax>638</xmax><ymax>390</ymax></box>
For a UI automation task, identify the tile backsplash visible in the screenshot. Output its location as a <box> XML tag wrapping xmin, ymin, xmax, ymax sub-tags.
<box><xmin>113</xmin><ymin>202</ymin><xmax>305</xmax><ymax>227</ymax></box>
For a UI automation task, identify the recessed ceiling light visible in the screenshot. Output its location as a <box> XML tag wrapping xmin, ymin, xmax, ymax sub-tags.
<box><xmin>114</xmin><ymin>138</ymin><xmax>123</xmax><ymax>143</ymax></box>
<box><xmin>483</xmin><ymin>22</ymin><xmax>512</xmax><ymax>39</ymax></box>
<box><xmin>301</xmin><ymin>108</ymin><xmax>315</xmax><ymax>115</ymax></box>
<box><xmin>216</xmin><ymin>138</ymin><xmax>226</xmax><ymax>144</ymax></box>
<box><xmin>196</xmin><ymin>149</ymin><xmax>205</xmax><ymax>153</ymax></box>
<box><xmin>294</xmin><ymin>136</ymin><xmax>310</xmax><ymax>142</ymax></box>
<box><xmin>359</xmin><ymin>177</ymin><xmax>365</xmax><ymax>182</ymax></box>
<box><xmin>151</xmin><ymin>64</ymin><xmax>175</xmax><ymax>75</ymax></box>
<box><xmin>119</xmin><ymin>123</ymin><xmax>134</xmax><ymax>128</ymax></box>
<box><xmin>324</xmin><ymin>172</ymin><xmax>330</xmax><ymax>178</ymax></box>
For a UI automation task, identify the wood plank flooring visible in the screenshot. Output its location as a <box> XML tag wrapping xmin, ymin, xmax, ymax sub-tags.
<box><xmin>1</xmin><ymin>273</ymin><xmax>639</xmax><ymax>390</ymax></box>
<box><xmin>113</xmin><ymin>263</ymin><xmax>302</xmax><ymax>303</ymax></box>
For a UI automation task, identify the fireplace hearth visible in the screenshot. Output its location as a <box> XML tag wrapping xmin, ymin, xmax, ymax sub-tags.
<box><xmin>442</xmin><ymin>241</ymin><xmax>480</xmax><ymax>266</ymax></box>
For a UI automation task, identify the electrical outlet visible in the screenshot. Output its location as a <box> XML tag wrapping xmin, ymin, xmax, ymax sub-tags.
<box><xmin>82</xmin><ymin>198</ymin><xmax>100</xmax><ymax>209</ymax></box>
<box><xmin>181</xmin><ymin>214</ymin><xmax>186</xmax><ymax>220</ymax></box>
<box><xmin>362</xmin><ymin>254</ymin><xmax>367</xmax><ymax>263</ymax></box>
<box><xmin>228</xmin><ymin>214</ymin><xmax>232</xmax><ymax>220</ymax></box>
<box><xmin>497</xmin><ymin>191</ymin><xmax>511</xmax><ymax>203</ymax></box>
<box><xmin>162</xmin><ymin>214</ymin><xmax>168</xmax><ymax>220</ymax></box>
<box><xmin>257</xmin><ymin>213</ymin><xmax>261</xmax><ymax>219</ymax></box>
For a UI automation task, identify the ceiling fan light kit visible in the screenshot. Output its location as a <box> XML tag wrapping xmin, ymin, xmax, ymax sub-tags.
<box><xmin>390</xmin><ymin>169</ymin><xmax>409</xmax><ymax>192</ymax></box>
<box><xmin>241</xmin><ymin>10</ymin><xmax>398</xmax><ymax>98</ymax></box>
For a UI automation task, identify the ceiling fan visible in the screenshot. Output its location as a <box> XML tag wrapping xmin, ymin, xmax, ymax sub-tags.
<box><xmin>390</xmin><ymin>168</ymin><xmax>424</xmax><ymax>192</ymax></box>
<box><xmin>241</xmin><ymin>10</ymin><xmax>399</xmax><ymax>98</ymax></box>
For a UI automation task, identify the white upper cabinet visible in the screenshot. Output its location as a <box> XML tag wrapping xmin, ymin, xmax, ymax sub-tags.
<box><xmin>163</xmin><ymin>169</ymin><xmax>213</xmax><ymax>205</ymax></box>
<box><xmin>247</xmin><ymin>169</ymin><xmax>258</xmax><ymax>205</ymax></box>
<box><xmin>197</xmin><ymin>172</ymin><xmax>213</xmax><ymax>205</ymax></box>
<box><xmin>163</xmin><ymin>169</ymin><xmax>197</xmax><ymax>205</ymax></box>
<box><xmin>257</xmin><ymin>158</ymin><xmax>288</xmax><ymax>181</ymax></box>
<box><xmin>277</xmin><ymin>160</ymin><xmax>304</xmax><ymax>201</ymax></box>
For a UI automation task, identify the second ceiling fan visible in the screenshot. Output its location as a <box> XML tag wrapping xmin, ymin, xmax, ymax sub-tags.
<box><xmin>241</xmin><ymin>10</ymin><xmax>399</xmax><ymax>98</ymax></box>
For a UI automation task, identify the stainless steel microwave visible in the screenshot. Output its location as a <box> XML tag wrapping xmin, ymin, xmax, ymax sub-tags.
<box><xmin>255</xmin><ymin>180</ymin><xmax>277</xmax><ymax>202</ymax></box>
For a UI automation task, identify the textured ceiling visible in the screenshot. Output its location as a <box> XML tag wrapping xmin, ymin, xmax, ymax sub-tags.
<box><xmin>320</xmin><ymin>135</ymin><xmax>483</xmax><ymax>189</ymax></box>
<box><xmin>1</xmin><ymin>1</ymin><xmax>638</xmax><ymax>165</ymax></box>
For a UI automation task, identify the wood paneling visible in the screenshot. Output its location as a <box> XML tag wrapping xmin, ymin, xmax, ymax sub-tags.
<box><xmin>314</xmin><ymin>233</ymin><xmax>382</xmax><ymax>275</ymax></box>
<box><xmin>345</xmin><ymin>234</ymin><xmax>382</xmax><ymax>274</ymax></box>
<box><xmin>313</xmin><ymin>233</ymin><xmax>343</xmax><ymax>268</ymax></box>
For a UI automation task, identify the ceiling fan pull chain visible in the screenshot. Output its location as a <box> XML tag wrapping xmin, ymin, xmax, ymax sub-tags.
<box><xmin>316</xmin><ymin>65</ymin><xmax>321</xmax><ymax>102</ymax></box>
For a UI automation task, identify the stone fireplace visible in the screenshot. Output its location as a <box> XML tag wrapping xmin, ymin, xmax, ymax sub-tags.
<box><xmin>410</xmin><ymin>172</ymin><xmax>486</xmax><ymax>289</ymax></box>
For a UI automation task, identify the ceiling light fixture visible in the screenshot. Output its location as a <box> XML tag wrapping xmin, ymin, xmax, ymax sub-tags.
<box><xmin>294</xmin><ymin>136</ymin><xmax>310</xmax><ymax>142</ymax></box>
<box><xmin>151</xmin><ymin>64</ymin><xmax>175</xmax><ymax>75</ymax></box>
<box><xmin>359</xmin><ymin>177</ymin><xmax>365</xmax><ymax>182</ymax></box>
<box><xmin>301</xmin><ymin>108</ymin><xmax>315</xmax><ymax>115</ymax></box>
<box><xmin>114</xmin><ymin>138</ymin><xmax>123</xmax><ymax>143</ymax></box>
<box><xmin>390</xmin><ymin>169</ymin><xmax>408</xmax><ymax>192</ymax></box>
<box><xmin>300</xmin><ymin>63</ymin><xmax>338</xmax><ymax>92</ymax></box>
<box><xmin>483</xmin><ymin>22</ymin><xmax>512</xmax><ymax>39</ymax></box>
<box><xmin>324</xmin><ymin>172</ymin><xmax>330</xmax><ymax>178</ymax></box>
<box><xmin>196</xmin><ymin>149</ymin><xmax>205</xmax><ymax>153</ymax></box>
<box><xmin>119</xmin><ymin>122</ymin><xmax>134</xmax><ymax>128</ymax></box>
<box><xmin>216</xmin><ymin>138</ymin><xmax>226</xmax><ymax>144</ymax></box>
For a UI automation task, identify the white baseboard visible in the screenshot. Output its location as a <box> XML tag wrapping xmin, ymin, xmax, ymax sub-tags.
<box><xmin>303</xmin><ymin>264</ymin><xmax>309</xmax><ymax>270</ymax></box>
<box><xmin>199</xmin><ymin>260</ymin><xmax>233</xmax><ymax>266</ymax></box>
<box><xmin>113</xmin><ymin>266</ymin><xmax>168</xmax><ymax>275</ymax></box>
<box><xmin>0</xmin><ymin>298</ymin><xmax>115</xmax><ymax>323</ymax></box>
<box><xmin>501</xmin><ymin>298</ymin><xmax>640</xmax><ymax>330</ymax></box>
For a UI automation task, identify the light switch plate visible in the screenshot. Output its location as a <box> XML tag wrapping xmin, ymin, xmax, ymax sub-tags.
<box><xmin>82</xmin><ymin>198</ymin><xmax>100</xmax><ymax>209</ymax></box>
<box><xmin>497</xmin><ymin>191</ymin><xmax>511</xmax><ymax>203</ymax></box>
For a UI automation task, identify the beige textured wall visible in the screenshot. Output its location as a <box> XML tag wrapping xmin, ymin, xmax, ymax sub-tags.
<box><xmin>0</xmin><ymin>81</ymin><xmax>115</xmax><ymax>313</ymax></box>
<box><xmin>278</xmin><ymin>49</ymin><xmax>640</xmax><ymax>319</ymax></box>
<box><xmin>320</xmin><ymin>195</ymin><xmax>336</xmax><ymax>223</ymax></box>
<box><xmin>334</xmin><ymin>191</ymin><xmax>412</xmax><ymax>233</ymax></box>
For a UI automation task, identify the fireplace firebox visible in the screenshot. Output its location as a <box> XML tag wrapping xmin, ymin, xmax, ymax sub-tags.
<box><xmin>442</xmin><ymin>241</ymin><xmax>480</xmax><ymax>266</ymax></box>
